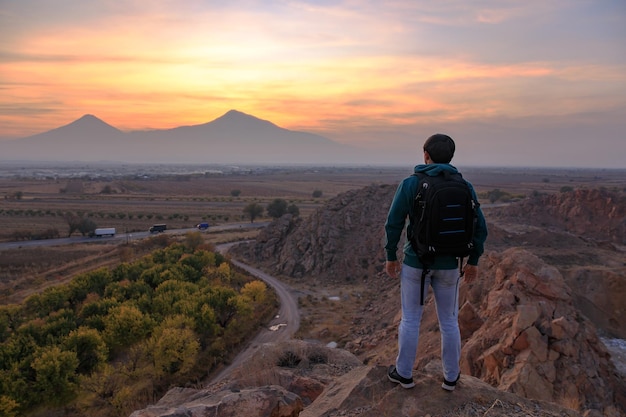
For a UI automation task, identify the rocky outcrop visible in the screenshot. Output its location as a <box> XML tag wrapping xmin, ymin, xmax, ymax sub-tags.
<box><xmin>232</xmin><ymin>183</ymin><xmax>396</xmax><ymax>283</ymax></box>
<box><xmin>488</xmin><ymin>188</ymin><xmax>626</xmax><ymax>244</ymax></box>
<box><xmin>457</xmin><ymin>248</ymin><xmax>624</xmax><ymax>415</ymax></box>
<box><xmin>485</xmin><ymin>188</ymin><xmax>626</xmax><ymax>339</ymax></box>
<box><xmin>130</xmin><ymin>385</ymin><xmax>303</xmax><ymax>417</ymax></box>
<box><xmin>131</xmin><ymin>340</ymin><xmax>586</xmax><ymax>417</ymax></box>
<box><xmin>349</xmin><ymin>248</ymin><xmax>625</xmax><ymax>416</ymax></box>
<box><xmin>230</xmin><ymin>186</ymin><xmax>626</xmax><ymax>415</ymax></box>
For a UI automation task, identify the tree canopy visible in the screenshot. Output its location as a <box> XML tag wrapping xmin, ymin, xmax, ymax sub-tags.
<box><xmin>243</xmin><ymin>203</ymin><xmax>264</xmax><ymax>222</ymax></box>
<box><xmin>0</xmin><ymin>242</ymin><xmax>276</xmax><ymax>417</ymax></box>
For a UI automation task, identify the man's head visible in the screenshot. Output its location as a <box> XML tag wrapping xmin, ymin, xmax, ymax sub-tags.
<box><xmin>423</xmin><ymin>133</ymin><xmax>455</xmax><ymax>163</ymax></box>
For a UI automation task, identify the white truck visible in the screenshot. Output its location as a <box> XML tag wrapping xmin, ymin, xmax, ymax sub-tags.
<box><xmin>90</xmin><ymin>227</ymin><xmax>116</xmax><ymax>237</ymax></box>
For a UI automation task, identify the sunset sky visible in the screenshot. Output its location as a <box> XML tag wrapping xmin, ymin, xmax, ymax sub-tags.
<box><xmin>1</xmin><ymin>1</ymin><xmax>625</xmax><ymax>167</ymax></box>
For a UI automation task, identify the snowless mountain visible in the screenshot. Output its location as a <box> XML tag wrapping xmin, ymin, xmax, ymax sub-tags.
<box><xmin>0</xmin><ymin>110</ymin><xmax>371</xmax><ymax>165</ymax></box>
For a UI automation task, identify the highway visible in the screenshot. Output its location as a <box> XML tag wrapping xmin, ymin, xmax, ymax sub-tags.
<box><xmin>0</xmin><ymin>221</ymin><xmax>269</xmax><ymax>250</ymax></box>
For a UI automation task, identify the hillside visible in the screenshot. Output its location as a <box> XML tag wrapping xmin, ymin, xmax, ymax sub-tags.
<box><xmin>223</xmin><ymin>184</ymin><xmax>626</xmax><ymax>416</ymax></box>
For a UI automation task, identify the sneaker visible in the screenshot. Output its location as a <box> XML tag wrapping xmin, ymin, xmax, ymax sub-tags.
<box><xmin>441</xmin><ymin>373</ymin><xmax>460</xmax><ymax>391</ymax></box>
<box><xmin>387</xmin><ymin>365</ymin><xmax>415</xmax><ymax>388</ymax></box>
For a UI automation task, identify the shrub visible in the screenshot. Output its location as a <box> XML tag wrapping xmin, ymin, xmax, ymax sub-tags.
<box><xmin>277</xmin><ymin>350</ymin><xmax>301</xmax><ymax>368</ymax></box>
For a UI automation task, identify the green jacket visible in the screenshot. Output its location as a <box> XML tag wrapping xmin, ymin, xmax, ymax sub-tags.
<box><xmin>384</xmin><ymin>163</ymin><xmax>488</xmax><ymax>269</ymax></box>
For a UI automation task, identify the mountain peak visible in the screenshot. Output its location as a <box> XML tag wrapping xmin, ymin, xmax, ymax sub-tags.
<box><xmin>61</xmin><ymin>114</ymin><xmax>122</xmax><ymax>133</ymax></box>
<box><xmin>224</xmin><ymin>109</ymin><xmax>247</xmax><ymax>117</ymax></box>
<box><xmin>79</xmin><ymin>113</ymin><xmax>98</xmax><ymax>120</ymax></box>
<box><xmin>212</xmin><ymin>110</ymin><xmax>278</xmax><ymax>129</ymax></box>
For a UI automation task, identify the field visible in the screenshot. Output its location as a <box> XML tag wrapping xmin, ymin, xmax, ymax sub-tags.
<box><xmin>0</xmin><ymin>165</ymin><xmax>407</xmax><ymax>240</ymax></box>
<box><xmin>1</xmin><ymin>163</ymin><xmax>625</xmax><ymax>307</ymax></box>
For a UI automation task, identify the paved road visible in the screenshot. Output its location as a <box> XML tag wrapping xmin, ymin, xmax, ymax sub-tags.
<box><xmin>0</xmin><ymin>221</ymin><xmax>269</xmax><ymax>250</ymax></box>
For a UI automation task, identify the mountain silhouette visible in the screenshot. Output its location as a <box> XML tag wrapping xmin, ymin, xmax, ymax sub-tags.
<box><xmin>0</xmin><ymin>110</ymin><xmax>370</xmax><ymax>165</ymax></box>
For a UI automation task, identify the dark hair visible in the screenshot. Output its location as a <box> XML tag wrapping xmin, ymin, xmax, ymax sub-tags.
<box><xmin>423</xmin><ymin>133</ymin><xmax>455</xmax><ymax>163</ymax></box>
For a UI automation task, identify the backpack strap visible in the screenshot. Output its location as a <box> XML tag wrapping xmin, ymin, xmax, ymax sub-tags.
<box><xmin>420</xmin><ymin>267</ymin><xmax>429</xmax><ymax>305</ymax></box>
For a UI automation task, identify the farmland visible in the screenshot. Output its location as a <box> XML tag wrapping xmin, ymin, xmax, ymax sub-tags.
<box><xmin>1</xmin><ymin>162</ymin><xmax>624</xmax><ymax>306</ymax></box>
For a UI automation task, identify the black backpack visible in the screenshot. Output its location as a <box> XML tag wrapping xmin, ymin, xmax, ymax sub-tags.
<box><xmin>408</xmin><ymin>171</ymin><xmax>478</xmax><ymax>302</ymax></box>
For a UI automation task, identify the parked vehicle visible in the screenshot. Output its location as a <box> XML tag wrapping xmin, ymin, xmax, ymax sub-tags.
<box><xmin>149</xmin><ymin>224</ymin><xmax>167</xmax><ymax>233</ymax></box>
<box><xmin>196</xmin><ymin>222</ymin><xmax>209</xmax><ymax>230</ymax></box>
<box><xmin>89</xmin><ymin>227</ymin><xmax>116</xmax><ymax>237</ymax></box>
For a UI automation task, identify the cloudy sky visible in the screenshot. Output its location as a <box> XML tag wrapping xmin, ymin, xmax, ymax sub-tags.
<box><xmin>1</xmin><ymin>0</ymin><xmax>625</xmax><ymax>167</ymax></box>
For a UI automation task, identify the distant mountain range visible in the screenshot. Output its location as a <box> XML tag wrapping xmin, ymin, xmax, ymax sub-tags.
<box><xmin>0</xmin><ymin>110</ymin><xmax>374</xmax><ymax>165</ymax></box>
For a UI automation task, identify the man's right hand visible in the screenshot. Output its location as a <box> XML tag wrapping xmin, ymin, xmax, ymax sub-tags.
<box><xmin>386</xmin><ymin>260</ymin><xmax>401</xmax><ymax>278</ymax></box>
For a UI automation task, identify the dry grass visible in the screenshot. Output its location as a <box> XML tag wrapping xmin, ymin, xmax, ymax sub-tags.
<box><xmin>0</xmin><ymin>244</ymin><xmax>119</xmax><ymax>304</ymax></box>
<box><xmin>2</xmin><ymin>166</ymin><xmax>624</xmax><ymax>311</ymax></box>
<box><xmin>0</xmin><ymin>167</ymin><xmax>407</xmax><ymax>241</ymax></box>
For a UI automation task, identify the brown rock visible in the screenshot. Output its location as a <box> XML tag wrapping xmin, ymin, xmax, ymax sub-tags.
<box><xmin>458</xmin><ymin>301</ymin><xmax>483</xmax><ymax>339</ymax></box>
<box><xmin>129</xmin><ymin>385</ymin><xmax>303</xmax><ymax>417</ymax></box>
<box><xmin>229</xmin><ymin>185</ymin><xmax>626</xmax><ymax>416</ymax></box>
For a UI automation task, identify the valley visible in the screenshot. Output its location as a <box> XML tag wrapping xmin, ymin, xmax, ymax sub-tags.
<box><xmin>1</xmin><ymin>164</ymin><xmax>625</xmax><ymax>416</ymax></box>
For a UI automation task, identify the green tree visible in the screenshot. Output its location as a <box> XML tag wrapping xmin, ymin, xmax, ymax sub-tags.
<box><xmin>23</xmin><ymin>285</ymin><xmax>70</xmax><ymax>319</ymax></box>
<box><xmin>241</xmin><ymin>281</ymin><xmax>267</xmax><ymax>303</ymax></box>
<box><xmin>243</xmin><ymin>203</ymin><xmax>263</xmax><ymax>223</ymax></box>
<box><xmin>152</xmin><ymin>280</ymin><xmax>200</xmax><ymax>318</ymax></box>
<box><xmin>312</xmin><ymin>189</ymin><xmax>323</xmax><ymax>198</ymax></box>
<box><xmin>67</xmin><ymin>268</ymin><xmax>112</xmax><ymax>304</ymax></box>
<box><xmin>0</xmin><ymin>304</ymin><xmax>22</xmax><ymax>339</ymax></box>
<box><xmin>487</xmin><ymin>188</ymin><xmax>509</xmax><ymax>203</ymax></box>
<box><xmin>81</xmin><ymin>217</ymin><xmax>93</xmax><ymax>234</ymax></box>
<box><xmin>64</xmin><ymin>327</ymin><xmax>108</xmax><ymax>375</ymax></box>
<box><xmin>78</xmin><ymin>297</ymin><xmax>120</xmax><ymax>331</ymax></box>
<box><xmin>41</xmin><ymin>308</ymin><xmax>77</xmax><ymax>340</ymax></box>
<box><xmin>65</xmin><ymin>216</ymin><xmax>98</xmax><ymax>237</ymax></box>
<box><xmin>266</xmin><ymin>198</ymin><xmax>288</xmax><ymax>218</ymax></box>
<box><xmin>31</xmin><ymin>346</ymin><xmax>79</xmax><ymax>406</ymax></box>
<box><xmin>207</xmin><ymin>286</ymin><xmax>239</xmax><ymax>327</ymax></box>
<box><xmin>151</xmin><ymin>327</ymin><xmax>199</xmax><ymax>376</ymax></box>
<box><xmin>192</xmin><ymin>303</ymin><xmax>219</xmax><ymax>343</ymax></box>
<box><xmin>65</xmin><ymin>215</ymin><xmax>81</xmax><ymax>237</ymax></box>
<box><xmin>0</xmin><ymin>395</ymin><xmax>19</xmax><ymax>417</ymax></box>
<box><xmin>287</xmin><ymin>204</ymin><xmax>300</xmax><ymax>217</ymax></box>
<box><xmin>230</xmin><ymin>189</ymin><xmax>241</xmax><ymax>197</ymax></box>
<box><xmin>102</xmin><ymin>305</ymin><xmax>153</xmax><ymax>352</ymax></box>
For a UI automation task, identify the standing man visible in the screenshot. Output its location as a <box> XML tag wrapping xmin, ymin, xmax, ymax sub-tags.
<box><xmin>384</xmin><ymin>133</ymin><xmax>488</xmax><ymax>391</ymax></box>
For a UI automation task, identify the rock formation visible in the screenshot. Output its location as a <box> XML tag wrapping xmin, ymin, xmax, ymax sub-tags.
<box><xmin>130</xmin><ymin>340</ymin><xmax>588</xmax><ymax>417</ymax></box>
<box><xmin>133</xmin><ymin>184</ymin><xmax>626</xmax><ymax>416</ymax></box>
<box><xmin>459</xmin><ymin>248</ymin><xmax>624</xmax><ymax>413</ymax></box>
<box><xmin>488</xmin><ymin>188</ymin><xmax>626</xmax><ymax>244</ymax></box>
<box><xmin>231</xmin><ymin>183</ymin><xmax>396</xmax><ymax>283</ymax></box>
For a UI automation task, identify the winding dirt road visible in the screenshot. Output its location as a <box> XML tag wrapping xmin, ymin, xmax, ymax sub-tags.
<box><xmin>208</xmin><ymin>244</ymin><xmax>301</xmax><ymax>383</ymax></box>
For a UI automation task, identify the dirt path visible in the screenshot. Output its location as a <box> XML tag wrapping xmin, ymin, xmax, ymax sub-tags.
<box><xmin>208</xmin><ymin>245</ymin><xmax>300</xmax><ymax>384</ymax></box>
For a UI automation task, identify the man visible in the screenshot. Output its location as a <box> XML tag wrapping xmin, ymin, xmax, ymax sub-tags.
<box><xmin>384</xmin><ymin>133</ymin><xmax>488</xmax><ymax>391</ymax></box>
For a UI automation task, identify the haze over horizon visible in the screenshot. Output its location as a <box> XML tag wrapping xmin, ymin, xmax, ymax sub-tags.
<box><xmin>1</xmin><ymin>1</ymin><xmax>625</xmax><ymax>168</ymax></box>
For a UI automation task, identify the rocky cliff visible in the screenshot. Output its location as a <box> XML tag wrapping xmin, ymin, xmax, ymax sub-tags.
<box><xmin>131</xmin><ymin>340</ymin><xmax>590</xmax><ymax>417</ymax></box>
<box><xmin>132</xmin><ymin>185</ymin><xmax>625</xmax><ymax>417</ymax></box>
<box><xmin>234</xmin><ymin>185</ymin><xmax>626</xmax><ymax>339</ymax></box>
<box><xmin>231</xmin><ymin>183</ymin><xmax>396</xmax><ymax>283</ymax></box>
<box><xmin>488</xmin><ymin>188</ymin><xmax>626</xmax><ymax>244</ymax></box>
